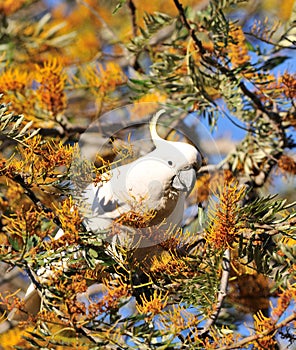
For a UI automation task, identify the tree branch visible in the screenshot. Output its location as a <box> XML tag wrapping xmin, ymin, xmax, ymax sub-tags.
<box><xmin>12</xmin><ymin>174</ymin><xmax>61</xmax><ymax>227</ymax></box>
<box><xmin>218</xmin><ymin>312</ymin><xmax>296</xmax><ymax>350</ymax></box>
<box><xmin>127</xmin><ymin>0</ymin><xmax>138</xmax><ymax>37</ymax></box>
<box><xmin>200</xmin><ymin>249</ymin><xmax>231</xmax><ymax>335</ymax></box>
<box><xmin>172</xmin><ymin>0</ymin><xmax>285</xmax><ymax>126</ymax></box>
<box><xmin>172</xmin><ymin>0</ymin><xmax>205</xmax><ymax>54</ymax></box>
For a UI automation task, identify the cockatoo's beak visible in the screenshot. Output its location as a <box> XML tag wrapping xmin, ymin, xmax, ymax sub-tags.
<box><xmin>172</xmin><ymin>166</ymin><xmax>197</xmax><ymax>193</ymax></box>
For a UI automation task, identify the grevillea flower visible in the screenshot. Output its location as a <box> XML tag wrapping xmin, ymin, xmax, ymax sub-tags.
<box><xmin>228</xmin><ymin>24</ymin><xmax>250</xmax><ymax>68</ymax></box>
<box><xmin>136</xmin><ymin>289</ymin><xmax>168</xmax><ymax>318</ymax></box>
<box><xmin>206</xmin><ymin>176</ymin><xmax>246</xmax><ymax>250</ymax></box>
<box><xmin>35</xmin><ymin>58</ymin><xmax>67</xmax><ymax>117</ymax></box>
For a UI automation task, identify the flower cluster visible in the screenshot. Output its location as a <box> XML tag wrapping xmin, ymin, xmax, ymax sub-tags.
<box><xmin>0</xmin><ymin>67</ymin><xmax>31</xmax><ymax>92</ymax></box>
<box><xmin>53</xmin><ymin>197</ymin><xmax>82</xmax><ymax>240</ymax></box>
<box><xmin>278</xmin><ymin>154</ymin><xmax>296</xmax><ymax>175</ymax></box>
<box><xmin>228</xmin><ymin>24</ymin><xmax>250</xmax><ymax>68</ymax></box>
<box><xmin>89</xmin><ymin>278</ymin><xmax>130</xmax><ymax>315</ymax></box>
<box><xmin>0</xmin><ymin>0</ymin><xmax>26</xmax><ymax>15</ymax></box>
<box><xmin>137</xmin><ymin>290</ymin><xmax>168</xmax><ymax>319</ymax></box>
<box><xmin>115</xmin><ymin>208</ymin><xmax>156</xmax><ymax>228</ymax></box>
<box><xmin>0</xmin><ymin>67</ymin><xmax>34</xmax><ymax>115</ymax></box>
<box><xmin>253</xmin><ymin>310</ymin><xmax>278</xmax><ymax>349</ymax></box>
<box><xmin>206</xmin><ymin>176</ymin><xmax>246</xmax><ymax>250</ymax></box>
<box><xmin>159</xmin><ymin>305</ymin><xmax>198</xmax><ymax>336</ymax></box>
<box><xmin>271</xmin><ymin>287</ymin><xmax>296</xmax><ymax>319</ymax></box>
<box><xmin>281</xmin><ymin>72</ymin><xmax>296</xmax><ymax>100</ymax></box>
<box><xmin>84</xmin><ymin>62</ymin><xmax>126</xmax><ymax>97</ymax></box>
<box><xmin>150</xmin><ymin>250</ymin><xmax>191</xmax><ymax>277</ymax></box>
<box><xmin>36</xmin><ymin>58</ymin><xmax>67</xmax><ymax>117</ymax></box>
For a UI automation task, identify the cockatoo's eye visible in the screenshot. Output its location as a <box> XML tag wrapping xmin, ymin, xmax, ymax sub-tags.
<box><xmin>167</xmin><ymin>160</ymin><xmax>174</xmax><ymax>167</ymax></box>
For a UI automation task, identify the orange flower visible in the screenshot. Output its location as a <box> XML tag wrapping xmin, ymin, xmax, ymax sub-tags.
<box><xmin>80</xmin><ymin>62</ymin><xmax>126</xmax><ymax>111</ymax></box>
<box><xmin>150</xmin><ymin>250</ymin><xmax>190</xmax><ymax>276</ymax></box>
<box><xmin>228</xmin><ymin>24</ymin><xmax>250</xmax><ymax>68</ymax></box>
<box><xmin>92</xmin><ymin>278</ymin><xmax>130</xmax><ymax>314</ymax></box>
<box><xmin>130</xmin><ymin>91</ymin><xmax>167</xmax><ymax>120</ymax></box>
<box><xmin>271</xmin><ymin>287</ymin><xmax>296</xmax><ymax>319</ymax></box>
<box><xmin>35</xmin><ymin>58</ymin><xmax>67</xmax><ymax>117</ymax></box>
<box><xmin>0</xmin><ymin>67</ymin><xmax>34</xmax><ymax>115</ymax></box>
<box><xmin>53</xmin><ymin>197</ymin><xmax>81</xmax><ymax>239</ymax></box>
<box><xmin>136</xmin><ymin>289</ymin><xmax>168</xmax><ymax>317</ymax></box>
<box><xmin>253</xmin><ymin>310</ymin><xmax>277</xmax><ymax>349</ymax></box>
<box><xmin>159</xmin><ymin>305</ymin><xmax>198</xmax><ymax>335</ymax></box>
<box><xmin>0</xmin><ymin>67</ymin><xmax>32</xmax><ymax>92</ymax></box>
<box><xmin>84</xmin><ymin>62</ymin><xmax>126</xmax><ymax>95</ymax></box>
<box><xmin>13</xmin><ymin>136</ymin><xmax>76</xmax><ymax>185</ymax></box>
<box><xmin>0</xmin><ymin>0</ymin><xmax>26</xmax><ymax>15</ymax></box>
<box><xmin>206</xmin><ymin>176</ymin><xmax>246</xmax><ymax>250</ymax></box>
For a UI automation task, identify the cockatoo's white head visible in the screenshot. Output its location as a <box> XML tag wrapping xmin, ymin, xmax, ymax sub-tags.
<box><xmin>122</xmin><ymin>109</ymin><xmax>202</xmax><ymax>210</ymax></box>
<box><xmin>149</xmin><ymin>109</ymin><xmax>202</xmax><ymax>192</ymax></box>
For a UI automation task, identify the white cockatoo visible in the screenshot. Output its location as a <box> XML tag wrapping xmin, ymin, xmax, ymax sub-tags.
<box><xmin>8</xmin><ymin>109</ymin><xmax>202</xmax><ymax>321</ymax></box>
<box><xmin>81</xmin><ymin>109</ymin><xmax>202</xmax><ymax>247</ymax></box>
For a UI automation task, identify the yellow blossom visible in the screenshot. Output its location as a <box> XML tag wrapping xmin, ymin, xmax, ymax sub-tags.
<box><xmin>159</xmin><ymin>305</ymin><xmax>197</xmax><ymax>335</ymax></box>
<box><xmin>136</xmin><ymin>289</ymin><xmax>168</xmax><ymax>317</ymax></box>
<box><xmin>35</xmin><ymin>58</ymin><xmax>67</xmax><ymax>117</ymax></box>
<box><xmin>271</xmin><ymin>287</ymin><xmax>296</xmax><ymax>319</ymax></box>
<box><xmin>92</xmin><ymin>278</ymin><xmax>130</xmax><ymax>314</ymax></box>
<box><xmin>228</xmin><ymin>24</ymin><xmax>250</xmax><ymax>68</ymax></box>
<box><xmin>206</xmin><ymin>176</ymin><xmax>246</xmax><ymax>250</ymax></box>
<box><xmin>53</xmin><ymin>197</ymin><xmax>81</xmax><ymax>239</ymax></box>
<box><xmin>0</xmin><ymin>67</ymin><xmax>32</xmax><ymax>92</ymax></box>
<box><xmin>84</xmin><ymin>62</ymin><xmax>126</xmax><ymax>95</ymax></box>
<box><xmin>0</xmin><ymin>0</ymin><xmax>26</xmax><ymax>15</ymax></box>
<box><xmin>253</xmin><ymin>310</ymin><xmax>277</xmax><ymax>349</ymax></box>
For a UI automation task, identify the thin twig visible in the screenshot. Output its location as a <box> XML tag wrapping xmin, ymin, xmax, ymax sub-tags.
<box><xmin>245</xmin><ymin>31</ymin><xmax>296</xmax><ymax>51</ymax></box>
<box><xmin>127</xmin><ymin>0</ymin><xmax>138</xmax><ymax>37</ymax></box>
<box><xmin>173</xmin><ymin>0</ymin><xmax>205</xmax><ymax>54</ymax></box>
<box><xmin>200</xmin><ymin>248</ymin><xmax>231</xmax><ymax>335</ymax></box>
<box><xmin>13</xmin><ymin>174</ymin><xmax>61</xmax><ymax>227</ymax></box>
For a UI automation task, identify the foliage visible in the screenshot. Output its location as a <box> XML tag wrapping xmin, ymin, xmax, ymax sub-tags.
<box><xmin>0</xmin><ymin>0</ymin><xmax>296</xmax><ymax>349</ymax></box>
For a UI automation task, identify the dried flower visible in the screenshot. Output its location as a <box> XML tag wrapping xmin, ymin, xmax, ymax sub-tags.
<box><xmin>91</xmin><ymin>278</ymin><xmax>130</xmax><ymax>314</ymax></box>
<box><xmin>278</xmin><ymin>154</ymin><xmax>296</xmax><ymax>174</ymax></box>
<box><xmin>271</xmin><ymin>287</ymin><xmax>296</xmax><ymax>319</ymax></box>
<box><xmin>281</xmin><ymin>72</ymin><xmax>296</xmax><ymax>99</ymax></box>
